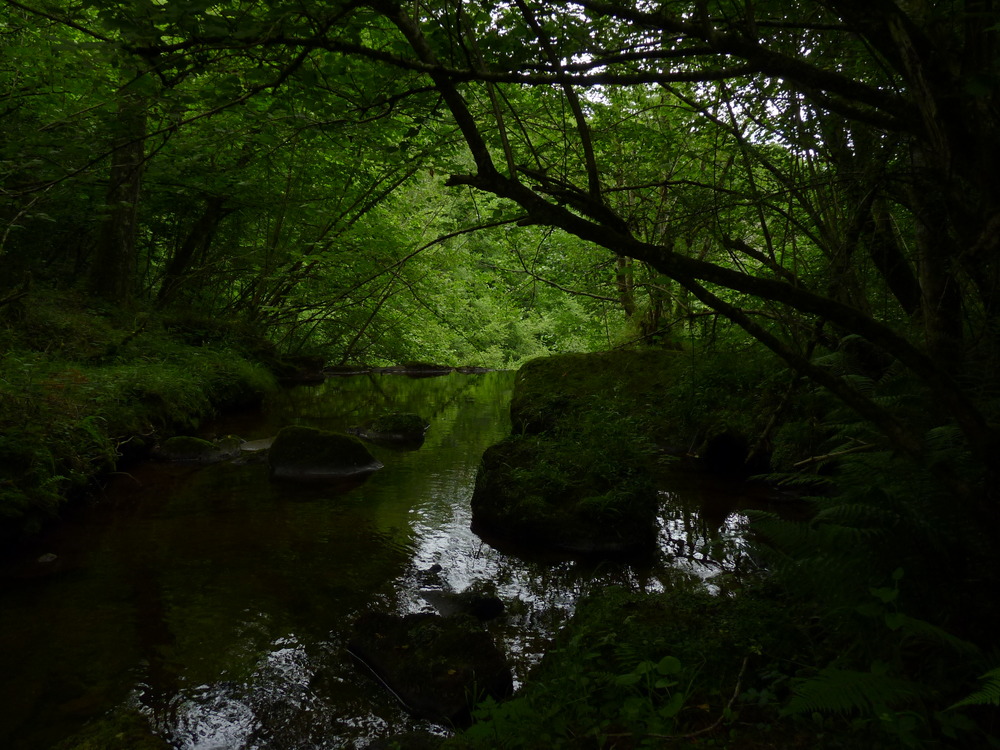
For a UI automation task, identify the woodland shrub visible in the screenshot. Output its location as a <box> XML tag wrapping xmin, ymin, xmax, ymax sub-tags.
<box><xmin>0</xmin><ymin>289</ymin><xmax>277</xmax><ymax>547</ymax></box>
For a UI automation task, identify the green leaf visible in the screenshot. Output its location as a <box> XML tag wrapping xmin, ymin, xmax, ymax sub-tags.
<box><xmin>659</xmin><ymin>691</ymin><xmax>686</xmax><ymax>718</ymax></box>
<box><xmin>784</xmin><ymin>667</ymin><xmax>923</xmax><ymax>716</ymax></box>
<box><xmin>884</xmin><ymin>612</ymin><xmax>906</xmax><ymax>631</ymax></box>
<box><xmin>656</xmin><ymin>655</ymin><xmax>682</xmax><ymax>676</ymax></box>
<box><xmin>869</xmin><ymin>586</ymin><xmax>898</xmax><ymax>604</ymax></box>
<box><xmin>615</xmin><ymin>672</ymin><xmax>642</xmax><ymax>686</ymax></box>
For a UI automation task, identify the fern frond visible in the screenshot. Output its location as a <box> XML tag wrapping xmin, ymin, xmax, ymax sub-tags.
<box><xmin>749</xmin><ymin>516</ymin><xmax>817</xmax><ymax>558</ymax></box>
<box><xmin>784</xmin><ymin>666</ymin><xmax>922</xmax><ymax>716</ymax></box>
<box><xmin>811</xmin><ymin>503</ymin><xmax>896</xmax><ymax>528</ymax></box>
<box><xmin>924</xmin><ymin>425</ymin><xmax>963</xmax><ymax>450</ymax></box>
<box><xmin>950</xmin><ymin>668</ymin><xmax>1000</xmax><ymax>709</ymax></box>
<box><xmin>887</xmin><ymin>612</ymin><xmax>980</xmax><ymax>655</ymax></box>
<box><xmin>842</xmin><ymin>373</ymin><xmax>876</xmax><ymax>393</ymax></box>
<box><xmin>763</xmin><ymin>471</ymin><xmax>833</xmax><ymax>489</ymax></box>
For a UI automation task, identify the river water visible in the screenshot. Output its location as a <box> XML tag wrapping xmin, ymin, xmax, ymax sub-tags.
<box><xmin>0</xmin><ymin>371</ymin><xmax>761</xmax><ymax>749</ymax></box>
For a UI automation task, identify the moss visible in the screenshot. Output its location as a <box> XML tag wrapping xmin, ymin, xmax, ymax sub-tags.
<box><xmin>510</xmin><ymin>349</ymin><xmax>685</xmax><ymax>441</ymax></box>
<box><xmin>0</xmin><ymin>287</ymin><xmax>279</xmax><ymax>547</ymax></box>
<box><xmin>268</xmin><ymin>425</ymin><xmax>382</xmax><ymax>480</ymax></box>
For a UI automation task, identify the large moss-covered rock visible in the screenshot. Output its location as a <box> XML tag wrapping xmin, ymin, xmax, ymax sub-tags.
<box><xmin>268</xmin><ymin>425</ymin><xmax>383</xmax><ymax>481</ymax></box>
<box><xmin>349</xmin><ymin>612</ymin><xmax>512</xmax><ymax>725</ymax></box>
<box><xmin>471</xmin><ymin>434</ymin><xmax>659</xmax><ymax>557</ymax></box>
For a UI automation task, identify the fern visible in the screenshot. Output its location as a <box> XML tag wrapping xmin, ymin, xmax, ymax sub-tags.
<box><xmin>950</xmin><ymin>668</ymin><xmax>1000</xmax><ymax>709</ymax></box>
<box><xmin>784</xmin><ymin>666</ymin><xmax>923</xmax><ymax>716</ymax></box>
<box><xmin>811</xmin><ymin>502</ymin><xmax>896</xmax><ymax>529</ymax></box>
<box><xmin>884</xmin><ymin>612</ymin><xmax>980</xmax><ymax>656</ymax></box>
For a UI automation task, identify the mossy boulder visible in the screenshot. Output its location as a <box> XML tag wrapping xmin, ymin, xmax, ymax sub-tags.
<box><xmin>268</xmin><ymin>425</ymin><xmax>383</xmax><ymax>481</ymax></box>
<box><xmin>349</xmin><ymin>612</ymin><xmax>512</xmax><ymax>725</ymax></box>
<box><xmin>347</xmin><ymin>412</ymin><xmax>430</xmax><ymax>450</ymax></box>
<box><xmin>369</xmin><ymin>412</ymin><xmax>430</xmax><ymax>435</ymax></box>
<box><xmin>471</xmin><ymin>434</ymin><xmax>659</xmax><ymax>557</ymax></box>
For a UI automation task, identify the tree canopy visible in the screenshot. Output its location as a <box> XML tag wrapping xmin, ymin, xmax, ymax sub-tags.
<box><xmin>4</xmin><ymin>0</ymin><xmax>1000</xmax><ymax>514</ymax></box>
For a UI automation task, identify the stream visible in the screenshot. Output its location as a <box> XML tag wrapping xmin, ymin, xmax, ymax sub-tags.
<box><xmin>0</xmin><ymin>370</ymin><xmax>765</xmax><ymax>749</ymax></box>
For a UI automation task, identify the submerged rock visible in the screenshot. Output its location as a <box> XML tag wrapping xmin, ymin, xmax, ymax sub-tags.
<box><xmin>419</xmin><ymin>585</ymin><xmax>506</xmax><ymax>621</ymax></box>
<box><xmin>347</xmin><ymin>412</ymin><xmax>430</xmax><ymax>450</ymax></box>
<box><xmin>268</xmin><ymin>425</ymin><xmax>383</xmax><ymax>481</ymax></box>
<box><xmin>348</xmin><ymin>612</ymin><xmax>512</xmax><ymax>725</ymax></box>
<box><xmin>153</xmin><ymin>435</ymin><xmax>242</xmax><ymax>463</ymax></box>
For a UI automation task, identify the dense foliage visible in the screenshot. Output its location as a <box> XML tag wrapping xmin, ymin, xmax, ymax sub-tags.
<box><xmin>4</xmin><ymin>0</ymin><xmax>1000</xmax><ymax>746</ymax></box>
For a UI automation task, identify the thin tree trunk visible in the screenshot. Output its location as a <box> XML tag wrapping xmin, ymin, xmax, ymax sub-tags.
<box><xmin>87</xmin><ymin>79</ymin><xmax>146</xmax><ymax>306</ymax></box>
<box><xmin>156</xmin><ymin>196</ymin><xmax>232</xmax><ymax>307</ymax></box>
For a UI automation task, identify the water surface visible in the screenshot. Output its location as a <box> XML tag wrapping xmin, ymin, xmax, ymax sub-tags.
<box><xmin>0</xmin><ymin>371</ymin><xmax>764</xmax><ymax>749</ymax></box>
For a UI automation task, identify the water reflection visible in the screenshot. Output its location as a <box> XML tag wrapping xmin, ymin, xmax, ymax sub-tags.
<box><xmin>0</xmin><ymin>371</ymin><xmax>789</xmax><ymax>750</ymax></box>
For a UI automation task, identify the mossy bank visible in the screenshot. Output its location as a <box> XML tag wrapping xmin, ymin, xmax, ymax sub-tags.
<box><xmin>0</xmin><ymin>288</ymin><xmax>279</xmax><ymax>549</ymax></box>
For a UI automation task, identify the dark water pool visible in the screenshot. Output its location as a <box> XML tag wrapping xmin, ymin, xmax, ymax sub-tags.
<box><xmin>0</xmin><ymin>371</ymin><xmax>766</xmax><ymax>749</ymax></box>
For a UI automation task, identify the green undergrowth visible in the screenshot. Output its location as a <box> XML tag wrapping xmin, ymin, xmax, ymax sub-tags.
<box><xmin>450</xmin><ymin>581</ymin><xmax>807</xmax><ymax>749</ymax></box>
<box><xmin>0</xmin><ymin>289</ymin><xmax>278</xmax><ymax>547</ymax></box>
<box><xmin>454</xmin><ymin>558</ymin><xmax>998</xmax><ymax>748</ymax></box>
<box><xmin>509</xmin><ymin>345</ymin><xmax>790</xmax><ymax>459</ymax></box>
<box><xmin>51</xmin><ymin>710</ymin><xmax>169</xmax><ymax>750</ymax></box>
<box><xmin>463</xmin><ymin>347</ymin><xmax>1000</xmax><ymax>748</ymax></box>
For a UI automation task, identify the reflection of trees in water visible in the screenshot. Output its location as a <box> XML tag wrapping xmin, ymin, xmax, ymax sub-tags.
<box><xmin>263</xmin><ymin>372</ymin><xmax>513</xmax><ymax>440</ymax></box>
<box><xmin>658</xmin><ymin>492</ymin><xmax>751</xmax><ymax>580</ymax></box>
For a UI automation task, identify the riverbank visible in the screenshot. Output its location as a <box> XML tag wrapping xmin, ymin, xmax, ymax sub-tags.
<box><xmin>4</xmin><ymin>291</ymin><xmax>997</xmax><ymax>749</ymax></box>
<box><xmin>0</xmin><ymin>288</ymin><xmax>280</xmax><ymax>550</ymax></box>
<box><xmin>444</xmin><ymin>349</ymin><xmax>1000</xmax><ymax>749</ymax></box>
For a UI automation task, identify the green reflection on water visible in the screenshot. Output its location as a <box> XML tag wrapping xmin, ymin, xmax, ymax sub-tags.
<box><xmin>1</xmin><ymin>372</ymin><xmax>515</xmax><ymax>750</ymax></box>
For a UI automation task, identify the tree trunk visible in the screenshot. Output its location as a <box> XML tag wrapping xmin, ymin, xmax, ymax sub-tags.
<box><xmin>87</xmin><ymin>81</ymin><xmax>146</xmax><ymax>306</ymax></box>
<box><xmin>156</xmin><ymin>196</ymin><xmax>232</xmax><ymax>308</ymax></box>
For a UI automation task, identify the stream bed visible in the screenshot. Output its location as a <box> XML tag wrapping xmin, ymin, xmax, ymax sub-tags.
<box><xmin>0</xmin><ymin>371</ymin><xmax>767</xmax><ymax>749</ymax></box>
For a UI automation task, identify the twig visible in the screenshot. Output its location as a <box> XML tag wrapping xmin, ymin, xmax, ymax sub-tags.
<box><xmin>793</xmin><ymin>442</ymin><xmax>875</xmax><ymax>467</ymax></box>
<box><xmin>648</xmin><ymin>656</ymin><xmax>749</xmax><ymax>741</ymax></box>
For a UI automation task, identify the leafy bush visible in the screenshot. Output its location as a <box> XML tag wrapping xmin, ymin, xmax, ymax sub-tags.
<box><xmin>451</xmin><ymin>584</ymin><xmax>795</xmax><ymax>749</ymax></box>
<box><xmin>0</xmin><ymin>289</ymin><xmax>277</xmax><ymax>545</ymax></box>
